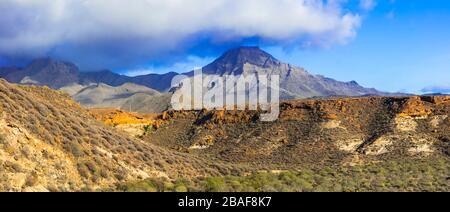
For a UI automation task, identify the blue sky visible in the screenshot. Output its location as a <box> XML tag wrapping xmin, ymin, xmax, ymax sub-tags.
<box><xmin>268</xmin><ymin>0</ymin><xmax>450</xmax><ymax>93</ymax></box>
<box><xmin>0</xmin><ymin>0</ymin><xmax>449</xmax><ymax>93</ymax></box>
<box><xmin>166</xmin><ymin>0</ymin><xmax>450</xmax><ymax>94</ymax></box>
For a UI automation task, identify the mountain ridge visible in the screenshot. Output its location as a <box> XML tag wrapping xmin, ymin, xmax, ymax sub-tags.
<box><xmin>202</xmin><ymin>46</ymin><xmax>281</xmax><ymax>75</ymax></box>
<box><xmin>0</xmin><ymin>47</ymin><xmax>401</xmax><ymax>111</ymax></box>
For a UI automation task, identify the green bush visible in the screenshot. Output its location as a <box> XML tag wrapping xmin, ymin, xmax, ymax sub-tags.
<box><xmin>143</xmin><ymin>125</ymin><xmax>155</xmax><ymax>136</ymax></box>
<box><xmin>205</xmin><ymin>177</ymin><xmax>227</xmax><ymax>192</ymax></box>
<box><xmin>174</xmin><ymin>185</ymin><xmax>188</xmax><ymax>192</ymax></box>
<box><xmin>113</xmin><ymin>158</ymin><xmax>450</xmax><ymax>192</ymax></box>
<box><xmin>117</xmin><ymin>180</ymin><xmax>158</xmax><ymax>192</ymax></box>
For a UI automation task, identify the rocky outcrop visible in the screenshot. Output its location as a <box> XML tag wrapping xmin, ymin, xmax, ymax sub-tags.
<box><xmin>144</xmin><ymin>96</ymin><xmax>449</xmax><ymax>167</ymax></box>
<box><xmin>89</xmin><ymin>108</ymin><xmax>165</xmax><ymax>137</ymax></box>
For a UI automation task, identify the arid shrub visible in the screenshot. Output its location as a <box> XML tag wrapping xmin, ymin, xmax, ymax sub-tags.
<box><xmin>0</xmin><ymin>133</ymin><xmax>5</xmax><ymax>144</ymax></box>
<box><xmin>114</xmin><ymin>168</ymin><xmax>128</xmax><ymax>181</ymax></box>
<box><xmin>25</xmin><ymin>174</ymin><xmax>39</xmax><ymax>187</ymax></box>
<box><xmin>11</xmin><ymin>163</ymin><xmax>23</xmax><ymax>172</ymax></box>
<box><xmin>84</xmin><ymin>161</ymin><xmax>98</xmax><ymax>174</ymax></box>
<box><xmin>63</xmin><ymin>141</ymin><xmax>85</xmax><ymax>157</ymax></box>
<box><xmin>77</xmin><ymin>163</ymin><xmax>90</xmax><ymax>179</ymax></box>
<box><xmin>99</xmin><ymin>169</ymin><xmax>109</xmax><ymax>179</ymax></box>
<box><xmin>21</xmin><ymin>146</ymin><xmax>32</xmax><ymax>159</ymax></box>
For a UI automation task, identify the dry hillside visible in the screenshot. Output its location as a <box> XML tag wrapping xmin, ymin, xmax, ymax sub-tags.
<box><xmin>0</xmin><ymin>79</ymin><xmax>241</xmax><ymax>192</ymax></box>
<box><xmin>1</xmin><ymin>77</ymin><xmax>448</xmax><ymax>192</ymax></box>
<box><xmin>144</xmin><ymin>96</ymin><xmax>450</xmax><ymax>169</ymax></box>
<box><xmin>102</xmin><ymin>95</ymin><xmax>449</xmax><ymax>192</ymax></box>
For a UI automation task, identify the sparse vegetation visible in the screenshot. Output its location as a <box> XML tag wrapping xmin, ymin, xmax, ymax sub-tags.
<box><xmin>115</xmin><ymin>159</ymin><xmax>450</xmax><ymax>192</ymax></box>
<box><xmin>143</xmin><ymin>125</ymin><xmax>154</xmax><ymax>136</ymax></box>
<box><xmin>0</xmin><ymin>80</ymin><xmax>227</xmax><ymax>191</ymax></box>
<box><xmin>64</xmin><ymin>141</ymin><xmax>85</xmax><ymax>157</ymax></box>
<box><xmin>25</xmin><ymin>173</ymin><xmax>39</xmax><ymax>187</ymax></box>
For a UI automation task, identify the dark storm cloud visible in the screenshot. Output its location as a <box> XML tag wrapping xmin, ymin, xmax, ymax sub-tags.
<box><xmin>0</xmin><ymin>0</ymin><xmax>361</xmax><ymax>70</ymax></box>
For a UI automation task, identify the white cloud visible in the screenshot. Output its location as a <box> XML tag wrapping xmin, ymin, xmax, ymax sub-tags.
<box><xmin>0</xmin><ymin>0</ymin><xmax>361</xmax><ymax>67</ymax></box>
<box><xmin>421</xmin><ymin>85</ymin><xmax>450</xmax><ymax>94</ymax></box>
<box><xmin>124</xmin><ymin>68</ymin><xmax>155</xmax><ymax>77</ymax></box>
<box><xmin>359</xmin><ymin>0</ymin><xmax>377</xmax><ymax>11</ymax></box>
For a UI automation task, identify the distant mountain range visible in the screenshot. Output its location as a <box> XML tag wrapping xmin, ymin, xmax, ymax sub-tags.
<box><xmin>197</xmin><ymin>46</ymin><xmax>393</xmax><ymax>99</ymax></box>
<box><xmin>0</xmin><ymin>58</ymin><xmax>177</xmax><ymax>92</ymax></box>
<box><xmin>64</xmin><ymin>83</ymin><xmax>171</xmax><ymax>114</ymax></box>
<box><xmin>0</xmin><ymin>47</ymin><xmax>398</xmax><ymax>112</ymax></box>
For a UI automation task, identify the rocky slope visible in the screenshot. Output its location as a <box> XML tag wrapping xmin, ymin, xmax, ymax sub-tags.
<box><xmin>89</xmin><ymin>108</ymin><xmax>162</xmax><ymax>137</ymax></box>
<box><xmin>197</xmin><ymin>47</ymin><xmax>389</xmax><ymax>99</ymax></box>
<box><xmin>0</xmin><ymin>79</ymin><xmax>239</xmax><ymax>191</ymax></box>
<box><xmin>143</xmin><ymin>96</ymin><xmax>450</xmax><ymax>169</ymax></box>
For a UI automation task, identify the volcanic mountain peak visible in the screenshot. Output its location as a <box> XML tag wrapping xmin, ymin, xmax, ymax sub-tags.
<box><xmin>26</xmin><ymin>58</ymin><xmax>78</xmax><ymax>72</ymax></box>
<box><xmin>0</xmin><ymin>58</ymin><xmax>80</xmax><ymax>89</ymax></box>
<box><xmin>203</xmin><ymin>46</ymin><xmax>281</xmax><ymax>75</ymax></box>
<box><xmin>221</xmin><ymin>46</ymin><xmax>279</xmax><ymax>64</ymax></box>
<box><xmin>17</xmin><ymin>58</ymin><xmax>79</xmax><ymax>81</ymax></box>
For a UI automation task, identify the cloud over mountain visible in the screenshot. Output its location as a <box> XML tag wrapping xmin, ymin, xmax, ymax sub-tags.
<box><xmin>0</xmin><ymin>0</ymin><xmax>361</xmax><ymax>69</ymax></box>
<box><xmin>421</xmin><ymin>85</ymin><xmax>450</xmax><ymax>94</ymax></box>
